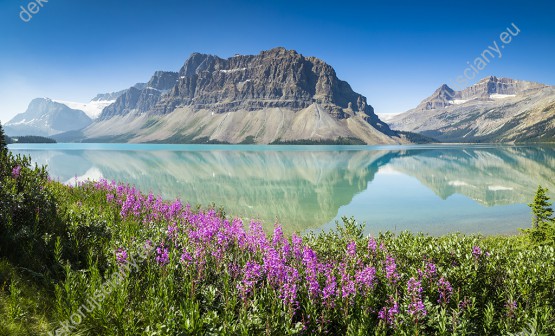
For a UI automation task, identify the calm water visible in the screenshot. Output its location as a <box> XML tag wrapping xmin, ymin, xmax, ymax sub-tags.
<box><xmin>8</xmin><ymin>143</ymin><xmax>555</xmax><ymax>235</ymax></box>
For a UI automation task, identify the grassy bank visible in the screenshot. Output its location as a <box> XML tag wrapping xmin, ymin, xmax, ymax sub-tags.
<box><xmin>0</xmin><ymin>149</ymin><xmax>554</xmax><ymax>335</ymax></box>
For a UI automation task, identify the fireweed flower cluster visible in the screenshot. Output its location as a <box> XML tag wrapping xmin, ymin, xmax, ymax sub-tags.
<box><xmin>155</xmin><ymin>246</ymin><xmax>169</xmax><ymax>266</ymax></box>
<box><xmin>385</xmin><ymin>254</ymin><xmax>400</xmax><ymax>284</ymax></box>
<box><xmin>437</xmin><ymin>277</ymin><xmax>453</xmax><ymax>304</ymax></box>
<box><xmin>82</xmin><ymin>178</ymin><xmax>510</xmax><ymax>332</ymax></box>
<box><xmin>378</xmin><ymin>296</ymin><xmax>399</xmax><ymax>326</ymax></box>
<box><xmin>406</xmin><ymin>277</ymin><xmax>427</xmax><ymax>318</ymax></box>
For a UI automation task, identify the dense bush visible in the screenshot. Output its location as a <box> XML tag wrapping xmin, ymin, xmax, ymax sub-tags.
<box><xmin>0</xmin><ymin>151</ymin><xmax>60</xmax><ymax>275</ymax></box>
<box><xmin>0</xmin><ymin>148</ymin><xmax>554</xmax><ymax>335</ymax></box>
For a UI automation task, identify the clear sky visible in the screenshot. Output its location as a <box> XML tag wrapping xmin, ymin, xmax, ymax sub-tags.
<box><xmin>0</xmin><ymin>0</ymin><xmax>554</xmax><ymax>123</ymax></box>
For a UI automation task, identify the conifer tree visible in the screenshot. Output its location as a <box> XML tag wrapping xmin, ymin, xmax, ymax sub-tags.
<box><xmin>529</xmin><ymin>185</ymin><xmax>554</xmax><ymax>228</ymax></box>
<box><xmin>0</xmin><ymin>121</ymin><xmax>7</xmax><ymax>152</ymax></box>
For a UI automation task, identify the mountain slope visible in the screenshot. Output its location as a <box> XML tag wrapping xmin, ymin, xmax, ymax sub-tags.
<box><xmin>84</xmin><ymin>47</ymin><xmax>401</xmax><ymax>144</ymax></box>
<box><xmin>389</xmin><ymin>76</ymin><xmax>555</xmax><ymax>142</ymax></box>
<box><xmin>5</xmin><ymin>98</ymin><xmax>92</xmax><ymax>137</ymax></box>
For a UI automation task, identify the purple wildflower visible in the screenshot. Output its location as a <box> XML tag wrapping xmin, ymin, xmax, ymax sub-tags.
<box><xmin>407</xmin><ymin>277</ymin><xmax>427</xmax><ymax>318</ymax></box>
<box><xmin>279</xmin><ymin>266</ymin><xmax>299</xmax><ymax>308</ymax></box>
<box><xmin>246</xmin><ymin>220</ymin><xmax>268</xmax><ymax>252</ymax></box>
<box><xmin>321</xmin><ymin>264</ymin><xmax>337</xmax><ymax>306</ymax></box>
<box><xmin>155</xmin><ymin>245</ymin><xmax>169</xmax><ymax>266</ymax></box>
<box><xmin>238</xmin><ymin>261</ymin><xmax>263</xmax><ymax>299</ymax></box>
<box><xmin>115</xmin><ymin>248</ymin><xmax>128</xmax><ymax>265</ymax></box>
<box><xmin>437</xmin><ymin>277</ymin><xmax>453</xmax><ymax>304</ymax></box>
<box><xmin>11</xmin><ymin>165</ymin><xmax>21</xmax><ymax>179</ymax></box>
<box><xmin>378</xmin><ymin>296</ymin><xmax>399</xmax><ymax>326</ymax></box>
<box><xmin>367</xmin><ymin>236</ymin><xmax>377</xmax><ymax>254</ymax></box>
<box><xmin>459</xmin><ymin>297</ymin><xmax>471</xmax><ymax>310</ymax></box>
<box><xmin>346</xmin><ymin>240</ymin><xmax>357</xmax><ymax>258</ymax></box>
<box><xmin>291</xmin><ymin>233</ymin><xmax>303</xmax><ymax>259</ymax></box>
<box><xmin>472</xmin><ymin>245</ymin><xmax>482</xmax><ymax>259</ymax></box>
<box><xmin>355</xmin><ymin>265</ymin><xmax>376</xmax><ymax>292</ymax></box>
<box><xmin>385</xmin><ymin>255</ymin><xmax>399</xmax><ymax>283</ymax></box>
<box><xmin>425</xmin><ymin>262</ymin><xmax>437</xmax><ymax>278</ymax></box>
<box><xmin>168</xmin><ymin>199</ymin><xmax>182</xmax><ymax>218</ymax></box>
<box><xmin>167</xmin><ymin>223</ymin><xmax>179</xmax><ymax>241</ymax></box>
<box><xmin>272</xmin><ymin>225</ymin><xmax>285</xmax><ymax>248</ymax></box>
<box><xmin>505</xmin><ymin>299</ymin><xmax>518</xmax><ymax>318</ymax></box>
<box><xmin>180</xmin><ymin>251</ymin><xmax>192</xmax><ymax>265</ymax></box>
<box><xmin>263</xmin><ymin>247</ymin><xmax>287</xmax><ymax>287</ymax></box>
<box><xmin>340</xmin><ymin>263</ymin><xmax>356</xmax><ymax>298</ymax></box>
<box><xmin>302</xmin><ymin>247</ymin><xmax>320</xmax><ymax>298</ymax></box>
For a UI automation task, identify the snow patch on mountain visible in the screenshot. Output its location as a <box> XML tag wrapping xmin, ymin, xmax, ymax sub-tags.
<box><xmin>490</xmin><ymin>94</ymin><xmax>516</xmax><ymax>99</ymax></box>
<box><xmin>53</xmin><ymin>99</ymin><xmax>115</xmax><ymax>119</ymax></box>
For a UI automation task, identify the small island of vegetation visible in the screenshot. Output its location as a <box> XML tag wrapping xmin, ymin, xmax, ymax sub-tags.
<box><xmin>0</xmin><ymin>124</ymin><xmax>57</xmax><ymax>145</ymax></box>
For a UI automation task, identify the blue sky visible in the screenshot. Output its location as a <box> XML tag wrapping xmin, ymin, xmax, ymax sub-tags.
<box><xmin>0</xmin><ymin>0</ymin><xmax>554</xmax><ymax>122</ymax></box>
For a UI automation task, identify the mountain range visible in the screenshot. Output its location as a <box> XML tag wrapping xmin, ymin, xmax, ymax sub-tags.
<box><xmin>4</xmin><ymin>49</ymin><xmax>555</xmax><ymax>144</ymax></box>
<box><xmin>389</xmin><ymin>76</ymin><xmax>555</xmax><ymax>142</ymax></box>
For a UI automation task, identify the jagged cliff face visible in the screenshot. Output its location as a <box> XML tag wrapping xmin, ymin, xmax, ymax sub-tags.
<box><xmin>390</xmin><ymin>76</ymin><xmax>555</xmax><ymax>142</ymax></box>
<box><xmin>84</xmin><ymin>48</ymin><xmax>399</xmax><ymax>144</ymax></box>
<box><xmin>157</xmin><ymin>48</ymin><xmax>374</xmax><ymax>117</ymax></box>
<box><xmin>100</xmin><ymin>72</ymin><xmax>178</xmax><ymax>120</ymax></box>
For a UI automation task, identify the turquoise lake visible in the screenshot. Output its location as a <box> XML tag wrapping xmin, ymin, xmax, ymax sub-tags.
<box><xmin>8</xmin><ymin>143</ymin><xmax>555</xmax><ymax>235</ymax></box>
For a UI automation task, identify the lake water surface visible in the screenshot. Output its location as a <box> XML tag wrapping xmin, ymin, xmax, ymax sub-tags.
<box><xmin>8</xmin><ymin>144</ymin><xmax>555</xmax><ymax>235</ymax></box>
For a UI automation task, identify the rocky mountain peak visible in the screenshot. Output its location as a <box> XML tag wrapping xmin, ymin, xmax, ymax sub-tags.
<box><xmin>415</xmin><ymin>77</ymin><xmax>549</xmax><ymax>111</ymax></box>
<box><xmin>146</xmin><ymin>71</ymin><xmax>179</xmax><ymax>91</ymax></box>
<box><xmin>415</xmin><ymin>84</ymin><xmax>456</xmax><ymax>110</ymax></box>
<box><xmin>156</xmin><ymin>47</ymin><xmax>381</xmax><ymax>125</ymax></box>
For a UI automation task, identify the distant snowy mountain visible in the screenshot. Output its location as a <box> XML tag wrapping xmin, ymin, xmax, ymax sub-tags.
<box><xmin>5</xmin><ymin>98</ymin><xmax>92</xmax><ymax>137</ymax></box>
<box><xmin>4</xmin><ymin>88</ymin><xmax>135</xmax><ymax>137</ymax></box>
